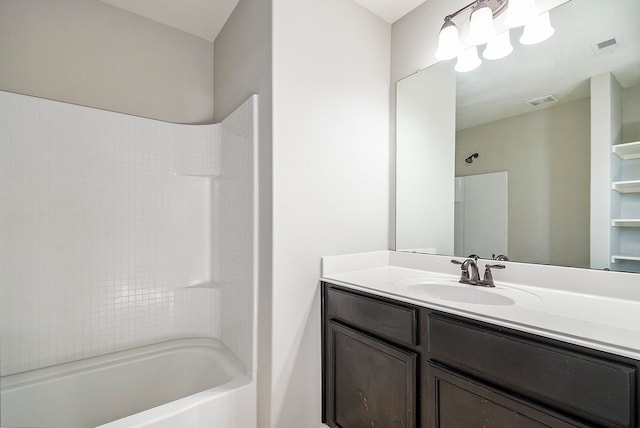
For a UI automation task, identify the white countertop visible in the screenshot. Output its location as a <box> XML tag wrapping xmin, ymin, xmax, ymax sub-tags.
<box><xmin>321</xmin><ymin>251</ymin><xmax>640</xmax><ymax>360</ymax></box>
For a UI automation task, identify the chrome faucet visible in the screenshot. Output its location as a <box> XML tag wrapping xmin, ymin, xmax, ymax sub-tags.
<box><xmin>451</xmin><ymin>258</ymin><xmax>480</xmax><ymax>285</ymax></box>
<box><xmin>452</xmin><ymin>259</ymin><xmax>506</xmax><ymax>287</ymax></box>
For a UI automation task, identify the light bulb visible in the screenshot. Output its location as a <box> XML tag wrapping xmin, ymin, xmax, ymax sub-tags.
<box><xmin>455</xmin><ymin>46</ymin><xmax>481</xmax><ymax>72</ymax></box>
<box><xmin>468</xmin><ymin>1</ymin><xmax>495</xmax><ymax>45</ymax></box>
<box><xmin>483</xmin><ymin>31</ymin><xmax>513</xmax><ymax>60</ymax></box>
<box><xmin>505</xmin><ymin>0</ymin><xmax>537</xmax><ymax>28</ymax></box>
<box><xmin>520</xmin><ymin>11</ymin><xmax>555</xmax><ymax>45</ymax></box>
<box><xmin>435</xmin><ymin>20</ymin><xmax>460</xmax><ymax>60</ymax></box>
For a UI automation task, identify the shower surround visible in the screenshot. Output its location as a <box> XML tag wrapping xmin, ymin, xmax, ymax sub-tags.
<box><xmin>0</xmin><ymin>91</ymin><xmax>257</xmax><ymax>379</ymax></box>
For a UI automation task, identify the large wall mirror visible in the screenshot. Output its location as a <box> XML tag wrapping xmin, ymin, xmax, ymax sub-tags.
<box><xmin>396</xmin><ymin>0</ymin><xmax>640</xmax><ymax>272</ymax></box>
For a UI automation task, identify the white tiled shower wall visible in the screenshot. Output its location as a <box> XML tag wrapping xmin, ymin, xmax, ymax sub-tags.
<box><xmin>215</xmin><ymin>96</ymin><xmax>257</xmax><ymax>372</ymax></box>
<box><xmin>0</xmin><ymin>91</ymin><xmax>229</xmax><ymax>376</ymax></box>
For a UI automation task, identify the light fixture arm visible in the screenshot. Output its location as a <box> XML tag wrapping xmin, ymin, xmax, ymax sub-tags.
<box><xmin>444</xmin><ymin>0</ymin><xmax>509</xmax><ymax>23</ymax></box>
<box><xmin>444</xmin><ymin>2</ymin><xmax>478</xmax><ymax>22</ymax></box>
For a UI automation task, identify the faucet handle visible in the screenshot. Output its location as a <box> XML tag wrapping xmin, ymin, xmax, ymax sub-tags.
<box><xmin>481</xmin><ymin>264</ymin><xmax>505</xmax><ymax>287</ymax></box>
<box><xmin>451</xmin><ymin>259</ymin><xmax>470</xmax><ymax>283</ymax></box>
<box><xmin>485</xmin><ymin>263</ymin><xmax>505</xmax><ymax>269</ymax></box>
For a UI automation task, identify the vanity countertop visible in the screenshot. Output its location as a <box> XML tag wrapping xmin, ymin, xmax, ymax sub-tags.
<box><xmin>321</xmin><ymin>251</ymin><xmax>640</xmax><ymax>360</ymax></box>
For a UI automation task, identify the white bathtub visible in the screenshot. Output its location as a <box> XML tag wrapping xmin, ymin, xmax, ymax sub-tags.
<box><xmin>0</xmin><ymin>338</ymin><xmax>255</xmax><ymax>428</ymax></box>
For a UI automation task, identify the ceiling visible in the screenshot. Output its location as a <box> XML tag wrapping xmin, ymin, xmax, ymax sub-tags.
<box><xmin>353</xmin><ymin>0</ymin><xmax>428</xmax><ymax>22</ymax></box>
<box><xmin>100</xmin><ymin>0</ymin><xmax>427</xmax><ymax>42</ymax></box>
<box><xmin>100</xmin><ymin>0</ymin><xmax>240</xmax><ymax>42</ymax></box>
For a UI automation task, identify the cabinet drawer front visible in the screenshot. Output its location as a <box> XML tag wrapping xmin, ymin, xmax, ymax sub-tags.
<box><xmin>326</xmin><ymin>286</ymin><xmax>418</xmax><ymax>347</ymax></box>
<box><xmin>428</xmin><ymin>315</ymin><xmax>636</xmax><ymax>428</ymax></box>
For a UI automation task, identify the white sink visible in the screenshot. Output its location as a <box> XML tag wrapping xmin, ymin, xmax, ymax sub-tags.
<box><xmin>394</xmin><ymin>277</ymin><xmax>540</xmax><ymax>306</ymax></box>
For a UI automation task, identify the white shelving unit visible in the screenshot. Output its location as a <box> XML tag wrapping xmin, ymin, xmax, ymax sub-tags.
<box><xmin>611</xmin><ymin>141</ymin><xmax>640</xmax><ymax>270</ymax></box>
<box><xmin>612</xmin><ymin>179</ymin><xmax>640</xmax><ymax>194</ymax></box>
<box><xmin>612</xmin><ymin>140</ymin><xmax>640</xmax><ymax>160</ymax></box>
<box><xmin>611</xmin><ymin>255</ymin><xmax>640</xmax><ymax>263</ymax></box>
<box><xmin>611</xmin><ymin>219</ymin><xmax>640</xmax><ymax>227</ymax></box>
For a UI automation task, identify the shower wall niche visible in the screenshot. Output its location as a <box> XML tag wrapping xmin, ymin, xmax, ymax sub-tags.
<box><xmin>0</xmin><ymin>91</ymin><xmax>257</xmax><ymax>376</ymax></box>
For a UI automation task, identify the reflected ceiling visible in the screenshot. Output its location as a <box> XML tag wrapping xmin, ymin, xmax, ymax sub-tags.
<box><xmin>456</xmin><ymin>0</ymin><xmax>640</xmax><ymax>130</ymax></box>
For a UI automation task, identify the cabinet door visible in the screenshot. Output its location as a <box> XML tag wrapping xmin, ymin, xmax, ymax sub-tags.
<box><xmin>325</xmin><ymin>321</ymin><xmax>417</xmax><ymax>428</ymax></box>
<box><xmin>427</xmin><ymin>362</ymin><xmax>588</xmax><ymax>428</ymax></box>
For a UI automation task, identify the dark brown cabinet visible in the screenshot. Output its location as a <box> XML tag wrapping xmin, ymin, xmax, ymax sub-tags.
<box><xmin>323</xmin><ymin>284</ymin><xmax>420</xmax><ymax>428</ymax></box>
<box><xmin>327</xmin><ymin>322</ymin><xmax>417</xmax><ymax>427</ymax></box>
<box><xmin>322</xmin><ymin>282</ymin><xmax>640</xmax><ymax>428</ymax></box>
<box><xmin>427</xmin><ymin>363</ymin><xmax>587</xmax><ymax>428</ymax></box>
<box><xmin>427</xmin><ymin>314</ymin><xmax>637</xmax><ymax>427</ymax></box>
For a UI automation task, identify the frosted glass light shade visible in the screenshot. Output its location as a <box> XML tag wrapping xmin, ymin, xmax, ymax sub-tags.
<box><xmin>455</xmin><ymin>46</ymin><xmax>481</xmax><ymax>72</ymax></box>
<box><xmin>520</xmin><ymin>11</ymin><xmax>555</xmax><ymax>45</ymax></box>
<box><xmin>435</xmin><ymin>20</ymin><xmax>460</xmax><ymax>60</ymax></box>
<box><xmin>505</xmin><ymin>0</ymin><xmax>537</xmax><ymax>28</ymax></box>
<box><xmin>468</xmin><ymin>2</ymin><xmax>495</xmax><ymax>45</ymax></box>
<box><xmin>483</xmin><ymin>31</ymin><xmax>513</xmax><ymax>60</ymax></box>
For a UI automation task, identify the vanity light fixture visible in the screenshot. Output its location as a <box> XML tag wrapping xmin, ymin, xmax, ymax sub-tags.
<box><xmin>435</xmin><ymin>19</ymin><xmax>461</xmax><ymax>60</ymax></box>
<box><xmin>520</xmin><ymin>11</ymin><xmax>555</xmax><ymax>45</ymax></box>
<box><xmin>483</xmin><ymin>31</ymin><xmax>513</xmax><ymax>60</ymax></box>
<box><xmin>436</xmin><ymin>0</ymin><xmax>555</xmax><ymax>71</ymax></box>
<box><xmin>468</xmin><ymin>0</ymin><xmax>495</xmax><ymax>45</ymax></box>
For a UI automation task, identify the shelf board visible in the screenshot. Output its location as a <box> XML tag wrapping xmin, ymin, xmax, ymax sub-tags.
<box><xmin>611</xmin><ymin>255</ymin><xmax>640</xmax><ymax>263</ymax></box>
<box><xmin>612</xmin><ymin>219</ymin><xmax>640</xmax><ymax>227</ymax></box>
<box><xmin>612</xmin><ymin>141</ymin><xmax>640</xmax><ymax>160</ymax></box>
<box><xmin>612</xmin><ymin>180</ymin><xmax>640</xmax><ymax>193</ymax></box>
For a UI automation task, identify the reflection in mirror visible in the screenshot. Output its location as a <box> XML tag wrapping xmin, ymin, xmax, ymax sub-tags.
<box><xmin>396</xmin><ymin>0</ymin><xmax>640</xmax><ymax>272</ymax></box>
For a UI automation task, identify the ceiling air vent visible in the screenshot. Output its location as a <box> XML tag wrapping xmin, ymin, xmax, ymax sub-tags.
<box><xmin>592</xmin><ymin>36</ymin><xmax>623</xmax><ymax>56</ymax></box>
<box><xmin>526</xmin><ymin>94</ymin><xmax>559</xmax><ymax>108</ymax></box>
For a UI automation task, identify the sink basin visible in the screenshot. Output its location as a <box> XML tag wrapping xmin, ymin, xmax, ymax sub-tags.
<box><xmin>394</xmin><ymin>277</ymin><xmax>539</xmax><ymax>306</ymax></box>
<box><xmin>408</xmin><ymin>283</ymin><xmax>516</xmax><ymax>305</ymax></box>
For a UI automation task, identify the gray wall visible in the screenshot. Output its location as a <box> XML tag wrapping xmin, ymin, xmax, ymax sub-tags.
<box><xmin>623</xmin><ymin>83</ymin><xmax>640</xmax><ymax>142</ymax></box>
<box><xmin>0</xmin><ymin>0</ymin><xmax>214</xmax><ymax>124</ymax></box>
<box><xmin>456</xmin><ymin>98</ymin><xmax>591</xmax><ymax>268</ymax></box>
<box><xmin>213</xmin><ymin>0</ymin><xmax>273</xmax><ymax>426</ymax></box>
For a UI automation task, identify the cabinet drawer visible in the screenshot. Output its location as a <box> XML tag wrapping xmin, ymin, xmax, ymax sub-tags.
<box><xmin>326</xmin><ymin>286</ymin><xmax>418</xmax><ymax>347</ymax></box>
<box><xmin>428</xmin><ymin>314</ymin><xmax>636</xmax><ymax>428</ymax></box>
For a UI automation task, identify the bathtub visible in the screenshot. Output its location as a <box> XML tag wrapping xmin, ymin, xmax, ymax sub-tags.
<box><xmin>0</xmin><ymin>338</ymin><xmax>255</xmax><ymax>428</ymax></box>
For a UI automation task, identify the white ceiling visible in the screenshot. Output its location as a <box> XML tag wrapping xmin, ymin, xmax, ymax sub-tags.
<box><xmin>100</xmin><ymin>0</ymin><xmax>426</xmax><ymax>43</ymax></box>
<box><xmin>353</xmin><ymin>0</ymin><xmax>428</xmax><ymax>23</ymax></box>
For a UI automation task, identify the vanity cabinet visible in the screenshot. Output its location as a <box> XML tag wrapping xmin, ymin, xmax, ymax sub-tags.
<box><xmin>323</xmin><ymin>285</ymin><xmax>420</xmax><ymax>427</ymax></box>
<box><xmin>322</xmin><ymin>282</ymin><xmax>640</xmax><ymax>428</ymax></box>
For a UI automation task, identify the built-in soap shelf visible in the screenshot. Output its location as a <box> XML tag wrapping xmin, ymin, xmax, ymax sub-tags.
<box><xmin>612</xmin><ymin>141</ymin><xmax>640</xmax><ymax>160</ymax></box>
<box><xmin>612</xmin><ymin>180</ymin><xmax>640</xmax><ymax>193</ymax></box>
<box><xmin>174</xmin><ymin>172</ymin><xmax>220</xmax><ymax>178</ymax></box>
<box><xmin>181</xmin><ymin>281</ymin><xmax>236</xmax><ymax>289</ymax></box>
